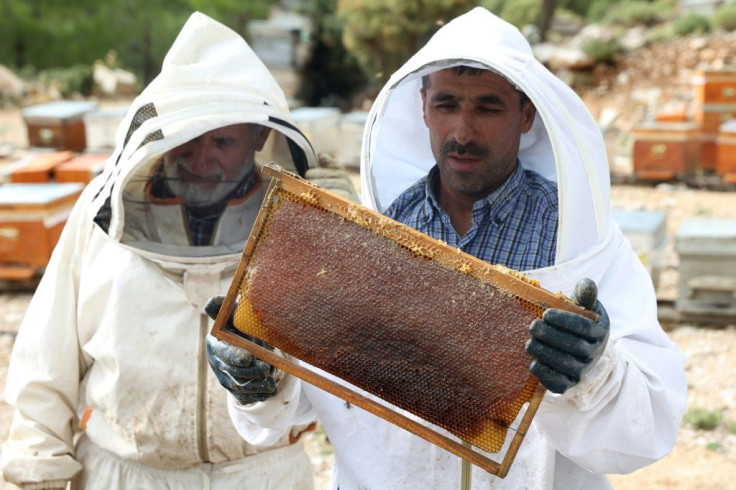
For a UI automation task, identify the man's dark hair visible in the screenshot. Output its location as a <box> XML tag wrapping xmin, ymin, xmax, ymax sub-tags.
<box><xmin>421</xmin><ymin>66</ymin><xmax>530</xmax><ymax>108</ymax></box>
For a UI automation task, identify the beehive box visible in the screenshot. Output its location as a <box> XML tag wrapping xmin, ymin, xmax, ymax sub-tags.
<box><xmin>675</xmin><ymin>219</ymin><xmax>736</xmax><ymax>316</ymax></box>
<box><xmin>335</xmin><ymin>111</ymin><xmax>368</xmax><ymax>168</ymax></box>
<box><xmin>632</xmin><ymin>122</ymin><xmax>701</xmax><ymax>180</ymax></box>
<box><xmin>83</xmin><ymin>106</ymin><xmax>128</xmax><ymax>151</ymax></box>
<box><xmin>699</xmin><ymin>133</ymin><xmax>718</xmax><ymax>172</ymax></box>
<box><xmin>0</xmin><ymin>182</ymin><xmax>83</xmax><ymax>280</ymax></box>
<box><xmin>7</xmin><ymin>151</ymin><xmax>74</xmax><ymax>183</ymax></box>
<box><xmin>693</xmin><ymin>69</ymin><xmax>736</xmax><ymax>105</ymax></box>
<box><xmin>694</xmin><ymin>103</ymin><xmax>736</xmax><ymax>134</ymax></box>
<box><xmin>611</xmin><ymin>209</ymin><xmax>667</xmax><ymax>289</ymax></box>
<box><xmin>290</xmin><ymin>107</ymin><xmax>341</xmax><ymax>156</ymax></box>
<box><xmin>716</xmin><ymin>120</ymin><xmax>736</xmax><ymax>183</ymax></box>
<box><xmin>22</xmin><ymin>101</ymin><xmax>98</xmax><ymax>151</ymax></box>
<box><xmin>213</xmin><ymin>164</ymin><xmax>597</xmax><ymax>477</ymax></box>
<box><xmin>54</xmin><ymin>153</ymin><xmax>108</xmax><ymax>185</ymax></box>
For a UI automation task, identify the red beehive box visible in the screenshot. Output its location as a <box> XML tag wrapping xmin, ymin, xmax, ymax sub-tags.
<box><xmin>717</xmin><ymin>120</ymin><xmax>736</xmax><ymax>183</ymax></box>
<box><xmin>21</xmin><ymin>100</ymin><xmax>98</xmax><ymax>152</ymax></box>
<box><xmin>632</xmin><ymin>122</ymin><xmax>701</xmax><ymax>180</ymax></box>
<box><xmin>54</xmin><ymin>153</ymin><xmax>108</xmax><ymax>184</ymax></box>
<box><xmin>8</xmin><ymin>151</ymin><xmax>74</xmax><ymax>183</ymax></box>
<box><xmin>0</xmin><ymin>182</ymin><xmax>83</xmax><ymax>281</ymax></box>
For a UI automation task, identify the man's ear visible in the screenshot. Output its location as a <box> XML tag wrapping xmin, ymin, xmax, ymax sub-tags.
<box><xmin>255</xmin><ymin>126</ymin><xmax>271</xmax><ymax>151</ymax></box>
<box><xmin>521</xmin><ymin>100</ymin><xmax>536</xmax><ymax>134</ymax></box>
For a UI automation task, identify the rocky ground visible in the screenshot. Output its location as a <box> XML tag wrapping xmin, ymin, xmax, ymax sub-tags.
<box><xmin>2</xmin><ymin>30</ymin><xmax>736</xmax><ymax>489</ymax></box>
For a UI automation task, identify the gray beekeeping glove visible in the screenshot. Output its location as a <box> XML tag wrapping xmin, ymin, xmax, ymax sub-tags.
<box><xmin>525</xmin><ymin>278</ymin><xmax>611</xmax><ymax>394</ymax></box>
<box><xmin>204</xmin><ymin>296</ymin><xmax>277</xmax><ymax>405</ymax></box>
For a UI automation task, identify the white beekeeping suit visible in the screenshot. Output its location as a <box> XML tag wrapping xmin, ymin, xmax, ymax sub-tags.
<box><xmin>227</xmin><ymin>7</ymin><xmax>688</xmax><ymax>489</ymax></box>
<box><xmin>1</xmin><ymin>12</ymin><xmax>318</xmax><ymax>490</ymax></box>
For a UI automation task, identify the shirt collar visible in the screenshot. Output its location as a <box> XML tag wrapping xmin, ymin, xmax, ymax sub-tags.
<box><xmin>422</xmin><ymin>161</ymin><xmax>527</xmax><ymax>221</ymax></box>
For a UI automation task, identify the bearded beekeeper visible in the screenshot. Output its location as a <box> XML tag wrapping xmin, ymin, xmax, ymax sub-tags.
<box><xmin>205</xmin><ymin>7</ymin><xmax>687</xmax><ymax>489</ymax></box>
<box><xmin>0</xmin><ymin>12</ymin><xmax>362</xmax><ymax>489</ymax></box>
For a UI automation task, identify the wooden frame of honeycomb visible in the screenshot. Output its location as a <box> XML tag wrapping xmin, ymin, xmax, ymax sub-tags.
<box><xmin>212</xmin><ymin>163</ymin><xmax>597</xmax><ymax>478</ymax></box>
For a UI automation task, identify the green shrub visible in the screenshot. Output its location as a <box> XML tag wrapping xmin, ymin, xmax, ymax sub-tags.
<box><xmin>499</xmin><ymin>0</ymin><xmax>541</xmax><ymax>29</ymax></box>
<box><xmin>706</xmin><ymin>441</ymin><xmax>723</xmax><ymax>451</ymax></box>
<box><xmin>713</xmin><ymin>3</ymin><xmax>736</xmax><ymax>31</ymax></box>
<box><xmin>683</xmin><ymin>408</ymin><xmax>723</xmax><ymax>431</ymax></box>
<box><xmin>673</xmin><ymin>13</ymin><xmax>711</xmax><ymax>36</ymax></box>
<box><xmin>582</xmin><ymin>37</ymin><xmax>624</xmax><ymax>64</ymax></box>
<box><xmin>39</xmin><ymin>65</ymin><xmax>94</xmax><ymax>97</ymax></box>
<box><xmin>605</xmin><ymin>1</ymin><xmax>662</xmax><ymax>27</ymax></box>
<box><xmin>586</xmin><ymin>0</ymin><xmax>611</xmax><ymax>23</ymax></box>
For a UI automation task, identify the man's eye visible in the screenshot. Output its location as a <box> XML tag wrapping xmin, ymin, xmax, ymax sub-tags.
<box><xmin>214</xmin><ymin>138</ymin><xmax>238</xmax><ymax>148</ymax></box>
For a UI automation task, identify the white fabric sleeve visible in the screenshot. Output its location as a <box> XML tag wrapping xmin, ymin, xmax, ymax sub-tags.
<box><xmin>227</xmin><ymin>371</ymin><xmax>316</xmax><ymax>446</ymax></box>
<box><xmin>533</xmin><ymin>248</ymin><xmax>688</xmax><ymax>475</ymax></box>
<box><xmin>0</xmin><ymin>191</ymin><xmax>95</xmax><ymax>485</ymax></box>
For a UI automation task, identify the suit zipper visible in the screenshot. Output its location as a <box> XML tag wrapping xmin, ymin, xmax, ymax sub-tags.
<box><xmin>197</xmin><ymin>313</ymin><xmax>211</xmax><ymax>462</ymax></box>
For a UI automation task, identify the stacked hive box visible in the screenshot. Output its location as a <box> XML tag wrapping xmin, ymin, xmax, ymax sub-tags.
<box><xmin>6</xmin><ymin>151</ymin><xmax>74</xmax><ymax>183</ymax></box>
<box><xmin>675</xmin><ymin>219</ymin><xmax>736</xmax><ymax>318</ymax></box>
<box><xmin>0</xmin><ymin>182</ymin><xmax>83</xmax><ymax>281</ymax></box>
<box><xmin>21</xmin><ymin>101</ymin><xmax>98</xmax><ymax>152</ymax></box>
<box><xmin>54</xmin><ymin>153</ymin><xmax>108</xmax><ymax>184</ymax></box>
<box><xmin>611</xmin><ymin>209</ymin><xmax>668</xmax><ymax>289</ymax></box>
<box><xmin>631</xmin><ymin>122</ymin><xmax>700</xmax><ymax>180</ymax></box>
<box><xmin>716</xmin><ymin>120</ymin><xmax>736</xmax><ymax>183</ymax></box>
<box><xmin>693</xmin><ymin>68</ymin><xmax>736</xmax><ymax>173</ymax></box>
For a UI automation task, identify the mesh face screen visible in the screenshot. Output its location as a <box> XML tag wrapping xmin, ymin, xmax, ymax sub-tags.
<box><xmin>232</xmin><ymin>183</ymin><xmax>551</xmax><ymax>454</ymax></box>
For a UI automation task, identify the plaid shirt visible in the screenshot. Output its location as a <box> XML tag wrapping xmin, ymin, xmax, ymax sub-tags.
<box><xmin>385</xmin><ymin>164</ymin><xmax>558</xmax><ymax>271</ymax></box>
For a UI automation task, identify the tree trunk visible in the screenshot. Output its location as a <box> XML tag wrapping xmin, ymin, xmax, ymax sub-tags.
<box><xmin>539</xmin><ymin>0</ymin><xmax>556</xmax><ymax>42</ymax></box>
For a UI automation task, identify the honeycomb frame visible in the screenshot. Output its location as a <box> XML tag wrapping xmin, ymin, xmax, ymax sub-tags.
<box><xmin>212</xmin><ymin>163</ymin><xmax>597</xmax><ymax>477</ymax></box>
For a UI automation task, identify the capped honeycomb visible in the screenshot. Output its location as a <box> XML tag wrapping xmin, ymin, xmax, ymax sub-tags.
<box><xmin>229</xmin><ymin>165</ymin><xmax>591</xmax><ymax>457</ymax></box>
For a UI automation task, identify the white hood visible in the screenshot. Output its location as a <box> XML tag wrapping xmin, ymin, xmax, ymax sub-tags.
<box><xmin>89</xmin><ymin>12</ymin><xmax>317</xmax><ymax>259</ymax></box>
<box><xmin>360</xmin><ymin>7</ymin><xmax>609</xmax><ymax>267</ymax></box>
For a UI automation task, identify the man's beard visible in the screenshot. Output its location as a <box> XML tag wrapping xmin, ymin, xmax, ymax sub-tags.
<box><xmin>162</xmin><ymin>154</ymin><xmax>252</xmax><ymax>207</ymax></box>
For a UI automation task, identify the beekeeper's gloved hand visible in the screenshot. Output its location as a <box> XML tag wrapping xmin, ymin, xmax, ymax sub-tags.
<box><xmin>525</xmin><ymin>278</ymin><xmax>610</xmax><ymax>395</ymax></box>
<box><xmin>204</xmin><ymin>296</ymin><xmax>277</xmax><ymax>405</ymax></box>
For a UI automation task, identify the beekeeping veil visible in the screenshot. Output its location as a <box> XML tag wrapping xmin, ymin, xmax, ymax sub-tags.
<box><xmin>89</xmin><ymin>12</ymin><xmax>316</xmax><ymax>259</ymax></box>
<box><xmin>361</xmin><ymin>7</ymin><xmax>611</xmax><ymax>280</ymax></box>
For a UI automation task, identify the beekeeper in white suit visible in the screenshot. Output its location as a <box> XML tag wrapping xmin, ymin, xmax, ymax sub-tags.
<box><xmin>0</xmin><ymin>12</ymin><xmax>360</xmax><ymax>489</ymax></box>
<box><xmin>205</xmin><ymin>7</ymin><xmax>688</xmax><ymax>489</ymax></box>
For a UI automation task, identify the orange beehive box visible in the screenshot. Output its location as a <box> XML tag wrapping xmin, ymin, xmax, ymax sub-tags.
<box><xmin>700</xmin><ymin>133</ymin><xmax>718</xmax><ymax>172</ymax></box>
<box><xmin>717</xmin><ymin>121</ymin><xmax>736</xmax><ymax>183</ymax></box>
<box><xmin>655</xmin><ymin>110</ymin><xmax>688</xmax><ymax>123</ymax></box>
<box><xmin>694</xmin><ymin>104</ymin><xmax>736</xmax><ymax>134</ymax></box>
<box><xmin>54</xmin><ymin>153</ymin><xmax>108</xmax><ymax>184</ymax></box>
<box><xmin>694</xmin><ymin>69</ymin><xmax>736</xmax><ymax>105</ymax></box>
<box><xmin>22</xmin><ymin>100</ymin><xmax>98</xmax><ymax>152</ymax></box>
<box><xmin>632</xmin><ymin>122</ymin><xmax>701</xmax><ymax>180</ymax></box>
<box><xmin>8</xmin><ymin>151</ymin><xmax>74</xmax><ymax>183</ymax></box>
<box><xmin>0</xmin><ymin>182</ymin><xmax>83</xmax><ymax>280</ymax></box>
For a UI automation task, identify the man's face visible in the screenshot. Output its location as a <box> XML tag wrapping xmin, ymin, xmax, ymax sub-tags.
<box><xmin>421</xmin><ymin>68</ymin><xmax>536</xmax><ymax>201</ymax></box>
<box><xmin>163</xmin><ymin>123</ymin><xmax>269</xmax><ymax>205</ymax></box>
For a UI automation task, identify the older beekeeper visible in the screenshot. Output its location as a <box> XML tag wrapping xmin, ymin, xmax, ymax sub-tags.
<box><xmin>0</xmin><ymin>12</ymin><xmax>335</xmax><ymax>490</ymax></box>
<box><xmin>206</xmin><ymin>7</ymin><xmax>687</xmax><ymax>489</ymax></box>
